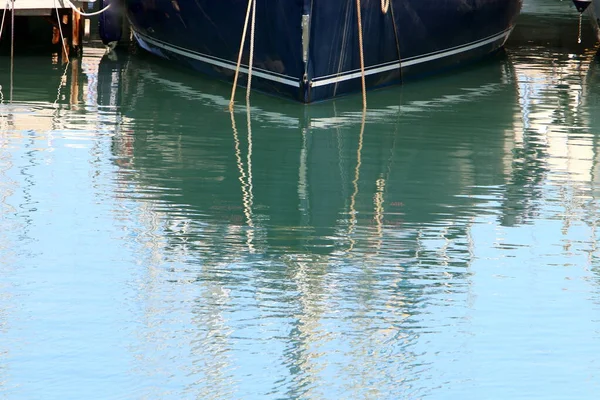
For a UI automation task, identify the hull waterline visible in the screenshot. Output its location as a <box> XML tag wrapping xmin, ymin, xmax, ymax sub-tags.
<box><xmin>125</xmin><ymin>0</ymin><xmax>523</xmax><ymax>103</ymax></box>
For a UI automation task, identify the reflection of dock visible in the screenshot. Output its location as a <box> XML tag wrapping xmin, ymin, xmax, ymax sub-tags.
<box><xmin>502</xmin><ymin>32</ymin><xmax>600</xmax><ymax>230</ymax></box>
<box><xmin>510</xmin><ymin>43</ymin><xmax>599</xmax><ymax>182</ymax></box>
<box><xmin>0</xmin><ymin>45</ymin><xmax>122</xmax><ymax>135</ymax></box>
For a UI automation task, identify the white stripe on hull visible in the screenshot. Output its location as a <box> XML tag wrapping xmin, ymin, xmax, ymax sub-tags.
<box><xmin>310</xmin><ymin>28</ymin><xmax>513</xmax><ymax>87</ymax></box>
<box><xmin>133</xmin><ymin>27</ymin><xmax>513</xmax><ymax>89</ymax></box>
<box><xmin>134</xmin><ymin>31</ymin><xmax>301</xmax><ymax>87</ymax></box>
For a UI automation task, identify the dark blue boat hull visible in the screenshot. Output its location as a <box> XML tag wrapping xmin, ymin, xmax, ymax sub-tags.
<box><xmin>125</xmin><ymin>0</ymin><xmax>522</xmax><ymax>102</ymax></box>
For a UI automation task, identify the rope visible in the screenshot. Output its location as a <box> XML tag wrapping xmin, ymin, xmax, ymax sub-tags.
<box><xmin>0</xmin><ymin>0</ymin><xmax>7</xmax><ymax>41</ymax></box>
<box><xmin>347</xmin><ymin>109</ymin><xmax>366</xmax><ymax>251</ymax></box>
<box><xmin>246</xmin><ymin>0</ymin><xmax>256</xmax><ymax>103</ymax></box>
<box><xmin>54</xmin><ymin>0</ymin><xmax>70</xmax><ymax>63</ymax></box>
<box><xmin>388</xmin><ymin>0</ymin><xmax>402</xmax><ymax>83</ymax></box>
<box><xmin>229</xmin><ymin>103</ymin><xmax>256</xmax><ymax>252</ymax></box>
<box><xmin>381</xmin><ymin>0</ymin><xmax>389</xmax><ymax>14</ymax></box>
<box><xmin>245</xmin><ymin>103</ymin><xmax>254</xmax><ymax>227</ymax></box>
<box><xmin>333</xmin><ymin>3</ymin><xmax>352</xmax><ymax>96</ymax></box>
<box><xmin>229</xmin><ymin>0</ymin><xmax>254</xmax><ymax>110</ymax></box>
<box><xmin>355</xmin><ymin>0</ymin><xmax>366</xmax><ymax>110</ymax></box>
<box><xmin>229</xmin><ymin>107</ymin><xmax>255</xmax><ymax>229</ymax></box>
<box><xmin>10</xmin><ymin>0</ymin><xmax>14</xmax><ymax>103</ymax></box>
<box><xmin>63</xmin><ymin>0</ymin><xmax>111</xmax><ymax>17</ymax></box>
<box><xmin>353</xmin><ymin>0</ymin><xmax>396</xmax><ymax>108</ymax></box>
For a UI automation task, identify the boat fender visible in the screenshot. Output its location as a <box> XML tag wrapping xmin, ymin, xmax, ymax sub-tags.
<box><xmin>99</xmin><ymin>0</ymin><xmax>123</xmax><ymax>48</ymax></box>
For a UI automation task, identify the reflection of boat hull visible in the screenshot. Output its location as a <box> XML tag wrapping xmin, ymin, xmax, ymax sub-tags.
<box><xmin>124</xmin><ymin>0</ymin><xmax>522</xmax><ymax>103</ymax></box>
<box><xmin>591</xmin><ymin>1</ymin><xmax>600</xmax><ymax>40</ymax></box>
<box><xmin>97</xmin><ymin>49</ymin><xmax>521</xmax><ymax>255</ymax></box>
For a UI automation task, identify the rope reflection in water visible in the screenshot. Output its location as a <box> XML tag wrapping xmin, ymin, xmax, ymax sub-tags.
<box><xmin>229</xmin><ymin>104</ymin><xmax>256</xmax><ymax>253</ymax></box>
<box><xmin>347</xmin><ymin>109</ymin><xmax>366</xmax><ymax>252</ymax></box>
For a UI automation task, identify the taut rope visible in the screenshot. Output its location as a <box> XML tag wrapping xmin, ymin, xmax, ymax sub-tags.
<box><xmin>10</xmin><ymin>0</ymin><xmax>14</xmax><ymax>102</ymax></box>
<box><xmin>246</xmin><ymin>0</ymin><xmax>256</xmax><ymax>103</ymax></box>
<box><xmin>230</xmin><ymin>0</ymin><xmax>256</xmax><ymax>109</ymax></box>
<box><xmin>381</xmin><ymin>0</ymin><xmax>389</xmax><ymax>14</ymax></box>
<box><xmin>355</xmin><ymin>0</ymin><xmax>366</xmax><ymax>110</ymax></box>
<box><xmin>355</xmin><ymin>0</ymin><xmax>396</xmax><ymax>109</ymax></box>
<box><xmin>0</xmin><ymin>1</ymin><xmax>8</xmax><ymax>41</ymax></box>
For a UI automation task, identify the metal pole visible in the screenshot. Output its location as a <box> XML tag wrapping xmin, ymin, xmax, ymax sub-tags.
<box><xmin>10</xmin><ymin>0</ymin><xmax>14</xmax><ymax>103</ymax></box>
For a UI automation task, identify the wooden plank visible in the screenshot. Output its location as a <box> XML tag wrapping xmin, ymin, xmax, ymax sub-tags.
<box><xmin>8</xmin><ymin>0</ymin><xmax>94</xmax><ymax>10</ymax></box>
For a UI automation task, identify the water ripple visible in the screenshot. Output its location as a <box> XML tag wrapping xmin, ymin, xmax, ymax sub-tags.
<box><xmin>2</xmin><ymin>7</ymin><xmax>600</xmax><ymax>398</ymax></box>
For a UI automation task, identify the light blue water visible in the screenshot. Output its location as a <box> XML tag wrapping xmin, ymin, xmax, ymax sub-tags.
<box><xmin>1</xmin><ymin>3</ymin><xmax>600</xmax><ymax>399</ymax></box>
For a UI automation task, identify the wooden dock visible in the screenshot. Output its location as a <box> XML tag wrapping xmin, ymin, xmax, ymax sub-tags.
<box><xmin>7</xmin><ymin>0</ymin><xmax>93</xmax><ymax>15</ymax></box>
<box><xmin>1</xmin><ymin>0</ymin><xmax>97</xmax><ymax>58</ymax></box>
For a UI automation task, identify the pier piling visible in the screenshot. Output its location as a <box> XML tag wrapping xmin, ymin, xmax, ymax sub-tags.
<box><xmin>1</xmin><ymin>1</ymin><xmax>92</xmax><ymax>56</ymax></box>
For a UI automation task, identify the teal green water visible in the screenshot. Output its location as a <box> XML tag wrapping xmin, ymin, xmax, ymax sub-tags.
<box><xmin>2</xmin><ymin>5</ymin><xmax>600</xmax><ymax>399</ymax></box>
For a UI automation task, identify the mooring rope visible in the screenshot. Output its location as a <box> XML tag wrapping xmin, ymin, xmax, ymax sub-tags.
<box><xmin>63</xmin><ymin>0</ymin><xmax>111</xmax><ymax>17</ymax></box>
<box><xmin>246</xmin><ymin>0</ymin><xmax>256</xmax><ymax>103</ymax></box>
<box><xmin>0</xmin><ymin>0</ymin><xmax>8</xmax><ymax>41</ymax></box>
<box><xmin>381</xmin><ymin>0</ymin><xmax>389</xmax><ymax>14</ymax></box>
<box><xmin>229</xmin><ymin>0</ymin><xmax>391</xmax><ymax>106</ymax></box>
<box><xmin>10</xmin><ymin>0</ymin><xmax>14</xmax><ymax>102</ymax></box>
<box><xmin>54</xmin><ymin>0</ymin><xmax>70</xmax><ymax>63</ymax></box>
<box><xmin>355</xmin><ymin>0</ymin><xmax>367</xmax><ymax>110</ymax></box>
<box><xmin>353</xmin><ymin>0</ymin><xmax>396</xmax><ymax>109</ymax></box>
<box><xmin>229</xmin><ymin>0</ymin><xmax>255</xmax><ymax>109</ymax></box>
<box><xmin>388</xmin><ymin>0</ymin><xmax>402</xmax><ymax>83</ymax></box>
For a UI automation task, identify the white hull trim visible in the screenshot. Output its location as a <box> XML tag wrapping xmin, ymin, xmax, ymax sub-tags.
<box><xmin>134</xmin><ymin>31</ymin><xmax>302</xmax><ymax>88</ymax></box>
<box><xmin>134</xmin><ymin>26</ymin><xmax>512</xmax><ymax>90</ymax></box>
<box><xmin>310</xmin><ymin>28</ymin><xmax>513</xmax><ymax>88</ymax></box>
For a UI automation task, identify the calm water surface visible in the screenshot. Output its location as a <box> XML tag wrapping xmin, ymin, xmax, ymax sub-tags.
<box><xmin>2</xmin><ymin>5</ymin><xmax>600</xmax><ymax>399</ymax></box>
